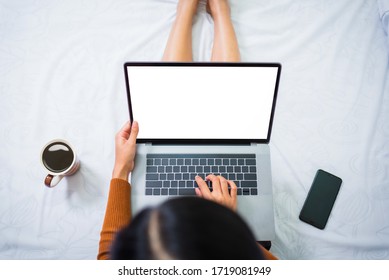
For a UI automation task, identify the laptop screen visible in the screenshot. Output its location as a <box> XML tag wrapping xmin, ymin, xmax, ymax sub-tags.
<box><xmin>125</xmin><ymin>62</ymin><xmax>281</xmax><ymax>143</ymax></box>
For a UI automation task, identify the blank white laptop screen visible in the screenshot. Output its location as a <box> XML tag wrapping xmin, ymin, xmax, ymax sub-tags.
<box><xmin>126</xmin><ymin>64</ymin><xmax>279</xmax><ymax>141</ymax></box>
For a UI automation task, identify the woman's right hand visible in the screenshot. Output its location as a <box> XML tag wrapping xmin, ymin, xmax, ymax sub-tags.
<box><xmin>195</xmin><ymin>174</ymin><xmax>238</xmax><ymax>212</ymax></box>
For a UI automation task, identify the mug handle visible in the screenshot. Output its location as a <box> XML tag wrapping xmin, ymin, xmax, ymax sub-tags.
<box><xmin>44</xmin><ymin>174</ymin><xmax>64</xmax><ymax>188</ymax></box>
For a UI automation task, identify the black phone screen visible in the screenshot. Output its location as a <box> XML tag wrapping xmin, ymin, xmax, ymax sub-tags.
<box><xmin>299</xmin><ymin>169</ymin><xmax>342</xmax><ymax>229</ymax></box>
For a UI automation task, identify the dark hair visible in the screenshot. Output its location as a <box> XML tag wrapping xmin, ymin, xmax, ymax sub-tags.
<box><xmin>111</xmin><ymin>197</ymin><xmax>264</xmax><ymax>259</ymax></box>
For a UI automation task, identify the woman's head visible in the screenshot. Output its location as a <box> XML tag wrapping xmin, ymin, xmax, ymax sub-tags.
<box><xmin>111</xmin><ymin>197</ymin><xmax>264</xmax><ymax>259</ymax></box>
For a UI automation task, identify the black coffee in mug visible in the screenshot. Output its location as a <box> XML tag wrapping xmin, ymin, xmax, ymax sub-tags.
<box><xmin>41</xmin><ymin>139</ymin><xmax>80</xmax><ymax>188</ymax></box>
<box><xmin>42</xmin><ymin>142</ymin><xmax>74</xmax><ymax>173</ymax></box>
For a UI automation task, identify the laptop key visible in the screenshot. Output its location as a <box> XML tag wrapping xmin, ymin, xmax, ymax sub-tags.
<box><xmin>244</xmin><ymin>173</ymin><xmax>257</xmax><ymax>180</ymax></box>
<box><xmin>153</xmin><ymin>188</ymin><xmax>161</xmax><ymax>195</ymax></box>
<box><xmin>251</xmin><ymin>188</ymin><xmax>258</xmax><ymax>195</ymax></box>
<box><xmin>179</xmin><ymin>188</ymin><xmax>196</xmax><ymax>196</ymax></box>
<box><xmin>147</xmin><ymin>166</ymin><xmax>157</xmax><ymax>173</ymax></box>
<box><xmin>163</xmin><ymin>181</ymin><xmax>170</xmax><ymax>188</ymax></box>
<box><xmin>241</xmin><ymin>181</ymin><xmax>257</xmax><ymax>188</ymax></box>
<box><xmin>146</xmin><ymin>181</ymin><xmax>162</xmax><ymax>188</ymax></box>
<box><xmin>145</xmin><ymin>189</ymin><xmax>153</xmax><ymax>195</ymax></box>
<box><xmin>161</xmin><ymin>189</ymin><xmax>168</xmax><ymax>196</ymax></box>
<box><xmin>169</xmin><ymin>188</ymin><xmax>178</xmax><ymax>195</ymax></box>
<box><xmin>243</xmin><ymin>189</ymin><xmax>250</xmax><ymax>195</ymax></box>
<box><xmin>196</xmin><ymin>166</ymin><xmax>203</xmax><ymax>173</ymax></box>
<box><xmin>146</xmin><ymin>174</ymin><xmax>158</xmax><ymax>180</ymax></box>
<box><xmin>246</xmin><ymin>159</ymin><xmax>256</xmax><ymax>165</ymax></box>
<box><xmin>237</xmin><ymin>188</ymin><xmax>242</xmax><ymax>195</ymax></box>
<box><xmin>181</xmin><ymin>166</ymin><xmax>188</xmax><ymax>173</ymax></box>
<box><xmin>165</xmin><ymin>166</ymin><xmax>173</xmax><ymax>173</ymax></box>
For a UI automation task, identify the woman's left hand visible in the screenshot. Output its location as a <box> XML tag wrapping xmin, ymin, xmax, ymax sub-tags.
<box><xmin>112</xmin><ymin>121</ymin><xmax>139</xmax><ymax>181</ymax></box>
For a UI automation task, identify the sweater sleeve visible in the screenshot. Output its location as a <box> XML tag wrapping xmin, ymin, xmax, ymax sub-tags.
<box><xmin>258</xmin><ymin>244</ymin><xmax>278</xmax><ymax>260</ymax></box>
<box><xmin>97</xmin><ymin>178</ymin><xmax>132</xmax><ymax>260</ymax></box>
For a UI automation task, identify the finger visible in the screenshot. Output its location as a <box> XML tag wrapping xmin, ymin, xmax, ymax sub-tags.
<box><xmin>219</xmin><ymin>176</ymin><xmax>229</xmax><ymax>197</ymax></box>
<box><xmin>228</xmin><ymin>180</ymin><xmax>238</xmax><ymax>197</ymax></box>
<box><xmin>206</xmin><ymin>174</ymin><xmax>221</xmax><ymax>195</ymax></box>
<box><xmin>195</xmin><ymin>187</ymin><xmax>202</xmax><ymax>197</ymax></box>
<box><xmin>195</xmin><ymin>176</ymin><xmax>212</xmax><ymax>199</ymax></box>
<box><xmin>117</xmin><ymin>121</ymin><xmax>131</xmax><ymax>140</ymax></box>
<box><xmin>128</xmin><ymin>121</ymin><xmax>139</xmax><ymax>145</ymax></box>
<box><xmin>228</xmin><ymin>180</ymin><xmax>238</xmax><ymax>206</ymax></box>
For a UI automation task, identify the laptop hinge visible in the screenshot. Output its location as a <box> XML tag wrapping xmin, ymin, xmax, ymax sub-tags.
<box><xmin>145</xmin><ymin>142</ymin><xmax>152</xmax><ymax>146</ymax></box>
<box><xmin>251</xmin><ymin>142</ymin><xmax>260</xmax><ymax>147</ymax></box>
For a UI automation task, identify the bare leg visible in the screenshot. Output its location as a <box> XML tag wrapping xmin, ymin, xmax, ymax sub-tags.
<box><xmin>162</xmin><ymin>0</ymin><xmax>199</xmax><ymax>61</ymax></box>
<box><xmin>208</xmin><ymin>0</ymin><xmax>240</xmax><ymax>62</ymax></box>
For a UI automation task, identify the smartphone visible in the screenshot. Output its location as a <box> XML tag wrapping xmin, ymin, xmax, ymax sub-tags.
<box><xmin>299</xmin><ymin>169</ymin><xmax>342</xmax><ymax>229</ymax></box>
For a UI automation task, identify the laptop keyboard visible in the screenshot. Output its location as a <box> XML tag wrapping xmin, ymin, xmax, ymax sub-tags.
<box><xmin>145</xmin><ymin>154</ymin><xmax>258</xmax><ymax>196</ymax></box>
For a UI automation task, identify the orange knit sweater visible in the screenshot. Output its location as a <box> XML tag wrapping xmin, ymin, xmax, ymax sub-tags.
<box><xmin>98</xmin><ymin>179</ymin><xmax>131</xmax><ymax>260</ymax></box>
<box><xmin>97</xmin><ymin>178</ymin><xmax>277</xmax><ymax>260</ymax></box>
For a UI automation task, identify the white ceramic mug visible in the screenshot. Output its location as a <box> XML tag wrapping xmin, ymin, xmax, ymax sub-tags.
<box><xmin>40</xmin><ymin>139</ymin><xmax>80</xmax><ymax>188</ymax></box>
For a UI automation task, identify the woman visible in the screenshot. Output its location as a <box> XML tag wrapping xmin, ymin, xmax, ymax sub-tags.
<box><xmin>98</xmin><ymin>0</ymin><xmax>277</xmax><ymax>259</ymax></box>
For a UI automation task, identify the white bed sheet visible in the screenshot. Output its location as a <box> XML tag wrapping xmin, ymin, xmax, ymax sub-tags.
<box><xmin>0</xmin><ymin>0</ymin><xmax>388</xmax><ymax>259</ymax></box>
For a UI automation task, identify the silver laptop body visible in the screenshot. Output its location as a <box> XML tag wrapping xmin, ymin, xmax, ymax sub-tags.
<box><xmin>124</xmin><ymin>62</ymin><xmax>281</xmax><ymax>241</ymax></box>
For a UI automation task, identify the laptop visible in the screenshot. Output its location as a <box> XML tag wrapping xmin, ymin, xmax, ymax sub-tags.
<box><xmin>124</xmin><ymin>62</ymin><xmax>281</xmax><ymax>241</ymax></box>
